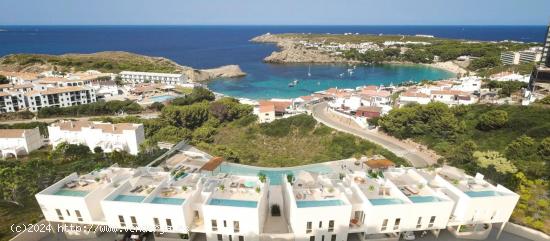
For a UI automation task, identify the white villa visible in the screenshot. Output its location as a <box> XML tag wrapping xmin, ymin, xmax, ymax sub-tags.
<box><xmin>35</xmin><ymin>152</ymin><xmax>519</xmax><ymax>241</ymax></box>
<box><xmin>0</xmin><ymin>128</ymin><xmax>43</xmax><ymax>158</ymax></box>
<box><xmin>47</xmin><ymin>120</ymin><xmax>145</xmax><ymax>155</ymax></box>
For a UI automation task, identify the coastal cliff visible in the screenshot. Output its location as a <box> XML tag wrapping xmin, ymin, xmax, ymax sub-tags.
<box><xmin>251</xmin><ymin>34</ymin><xmax>354</xmax><ymax>64</ymax></box>
<box><xmin>0</xmin><ymin>51</ymin><xmax>246</xmax><ymax>82</ymax></box>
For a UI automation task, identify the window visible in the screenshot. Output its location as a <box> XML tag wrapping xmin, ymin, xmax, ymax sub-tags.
<box><xmin>224</xmin><ymin>220</ymin><xmax>227</xmax><ymax>227</ymax></box>
<box><xmin>217</xmin><ymin>234</ymin><xmax>223</xmax><ymax>241</ymax></box>
<box><xmin>75</xmin><ymin>210</ymin><xmax>83</xmax><ymax>222</ymax></box>
<box><xmin>56</xmin><ymin>209</ymin><xmax>64</xmax><ymax>221</ymax></box>
<box><xmin>118</xmin><ymin>215</ymin><xmax>125</xmax><ymax>227</ymax></box>
<box><xmin>416</xmin><ymin>217</ymin><xmax>422</xmax><ymax>229</ymax></box>
<box><xmin>212</xmin><ymin>220</ymin><xmax>218</xmax><ymax>231</ymax></box>
<box><xmin>381</xmin><ymin>219</ymin><xmax>388</xmax><ymax>231</ymax></box>
<box><xmin>131</xmin><ymin>216</ymin><xmax>138</xmax><ymax>227</ymax></box>
<box><xmin>166</xmin><ymin>219</ymin><xmax>173</xmax><ymax>230</ymax></box>
<box><xmin>306</xmin><ymin>222</ymin><xmax>312</xmax><ymax>233</ymax></box>
<box><xmin>234</xmin><ymin>221</ymin><xmax>240</xmax><ymax>233</ymax></box>
<box><xmin>154</xmin><ymin>218</ymin><xmax>160</xmax><ymax>230</ymax></box>
<box><xmin>310</xmin><ymin>236</ymin><xmax>315</xmax><ymax>241</ymax></box>
<box><xmin>331</xmin><ymin>235</ymin><xmax>336</xmax><ymax>241</ymax></box>
<box><xmin>393</xmin><ymin>218</ymin><xmax>401</xmax><ymax>230</ymax></box>
<box><xmin>428</xmin><ymin>216</ymin><xmax>436</xmax><ymax>228</ymax></box>
<box><xmin>319</xmin><ymin>221</ymin><xmax>322</xmax><ymax>228</ymax></box>
<box><xmin>321</xmin><ymin>235</ymin><xmax>325</xmax><ymax>241</ymax></box>
<box><xmin>238</xmin><ymin>236</ymin><xmax>244</xmax><ymax>241</ymax></box>
<box><xmin>229</xmin><ymin>235</ymin><xmax>233</xmax><ymax>241</ymax></box>
<box><xmin>66</xmin><ymin>210</ymin><xmax>70</xmax><ymax>216</ymax></box>
<box><xmin>328</xmin><ymin>220</ymin><xmax>334</xmax><ymax>232</ymax></box>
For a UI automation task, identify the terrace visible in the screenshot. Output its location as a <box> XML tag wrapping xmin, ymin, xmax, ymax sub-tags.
<box><xmin>291</xmin><ymin>171</ymin><xmax>346</xmax><ymax>206</ymax></box>
<box><xmin>384</xmin><ymin>168</ymin><xmax>446</xmax><ymax>203</ymax></box>
<box><xmin>149</xmin><ymin>173</ymin><xmax>202</xmax><ymax>205</ymax></box>
<box><xmin>161</xmin><ymin>148</ymin><xmax>212</xmax><ymax>172</ymax></box>
<box><xmin>435</xmin><ymin>166</ymin><xmax>498</xmax><ymax>195</ymax></box>
<box><xmin>350</xmin><ymin>172</ymin><xmax>408</xmax><ymax>206</ymax></box>
<box><xmin>52</xmin><ymin>166</ymin><xmax>134</xmax><ymax>197</ymax></box>
<box><xmin>204</xmin><ymin>175</ymin><xmax>264</xmax><ymax>204</ymax></box>
<box><xmin>112</xmin><ymin>169</ymin><xmax>169</xmax><ymax>202</ymax></box>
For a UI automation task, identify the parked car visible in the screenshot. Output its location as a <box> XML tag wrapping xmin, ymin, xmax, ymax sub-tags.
<box><xmin>403</xmin><ymin>231</ymin><xmax>415</xmax><ymax>240</ymax></box>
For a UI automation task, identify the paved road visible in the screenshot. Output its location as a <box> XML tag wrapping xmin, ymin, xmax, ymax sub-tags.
<box><xmin>311</xmin><ymin>102</ymin><xmax>436</xmax><ymax>167</ymax></box>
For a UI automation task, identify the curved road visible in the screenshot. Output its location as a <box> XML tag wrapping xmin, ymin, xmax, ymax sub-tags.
<box><xmin>311</xmin><ymin>102</ymin><xmax>436</xmax><ymax>167</ymax></box>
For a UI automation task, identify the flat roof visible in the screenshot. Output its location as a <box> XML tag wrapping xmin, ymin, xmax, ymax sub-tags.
<box><xmin>200</xmin><ymin>157</ymin><xmax>224</xmax><ymax>172</ymax></box>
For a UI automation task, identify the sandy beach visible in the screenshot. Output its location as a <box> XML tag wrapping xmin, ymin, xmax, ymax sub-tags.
<box><xmin>426</xmin><ymin>61</ymin><xmax>469</xmax><ymax>75</ymax></box>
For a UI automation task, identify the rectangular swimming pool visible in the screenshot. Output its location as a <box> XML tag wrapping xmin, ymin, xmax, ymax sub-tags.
<box><xmin>219</xmin><ymin>163</ymin><xmax>332</xmax><ymax>185</ymax></box>
<box><xmin>408</xmin><ymin>196</ymin><xmax>441</xmax><ymax>203</ymax></box>
<box><xmin>209</xmin><ymin>198</ymin><xmax>258</xmax><ymax>208</ymax></box>
<box><xmin>296</xmin><ymin>200</ymin><xmax>344</xmax><ymax>208</ymax></box>
<box><xmin>151</xmin><ymin>197</ymin><xmax>185</xmax><ymax>205</ymax></box>
<box><xmin>113</xmin><ymin>194</ymin><xmax>145</xmax><ymax>203</ymax></box>
<box><xmin>369</xmin><ymin>198</ymin><xmax>405</xmax><ymax>205</ymax></box>
<box><xmin>464</xmin><ymin>190</ymin><xmax>504</xmax><ymax>197</ymax></box>
<box><xmin>54</xmin><ymin>189</ymin><xmax>89</xmax><ymax>197</ymax></box>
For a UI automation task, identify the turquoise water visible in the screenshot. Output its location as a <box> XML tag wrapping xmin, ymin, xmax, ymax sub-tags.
<box><xmin>208</xmin><ymin>64</ymin><xmax>455</xmax><ymax>99</ymax></box>
<box><xmin>369</xmin><ymin>198</ymin><xmax>406</xmax><ymax>205</ymax></box>
<box><xmin>54</xmin><ymin>189</ymin><xmax>89</xmax><ymax>197</ymax></box>
<box><xmin>209</xmin><ymin>198</ymin><xmax>258</xmax><ymax>208</ymax></box>
<box><xmin>409</xmin><ymin>196</ymin><xmax>441</xmax><ymax>203</ymax></box>
<box><xmin>150</xmin><ymin>95</ymin><xmax>177</xmax><ymax>103</ymax></box>
<box><xmin>465</xmin><ymin>190</ymin><xmax>504</xmax><ymax>197</ymax></box>
<box><xmin>219</xmin><ymin>163</ymin><xmax>332</xmax><ymax>185</ymax></box>
<box><xmin>296</xmin><ymin>200</ymin><xmax>345</xmax><ymax>208</ymax></box>
<box><xmin>113</xmin><ymin>194</ymin><xmax>145</xmax><ymax>203</ymax></box>
<box><xmin>244</xmin><ymin>181</ymin><xmax>256</xmax><ymax>188</ymax></box>
<box><xmin>151</xmin><ymin>197</ymin><xmax>185</xmax><ymax>205</ymax></box>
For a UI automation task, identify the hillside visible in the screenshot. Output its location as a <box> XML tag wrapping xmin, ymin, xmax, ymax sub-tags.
<box><xmin>0</xmin><ymin>51</ymin><xmax>246</xmax><ymax>81</ymax></box>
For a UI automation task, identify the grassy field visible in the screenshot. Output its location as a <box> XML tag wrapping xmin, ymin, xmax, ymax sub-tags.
<box><xmin>198</xmin><ymin>114</ymin><xmax>408</xmax><ymax>167</ymax></box>
<box><xmin>0</xmin><ymin>51</ymin><xmax>185</xmax><ymax>73</ymax></box>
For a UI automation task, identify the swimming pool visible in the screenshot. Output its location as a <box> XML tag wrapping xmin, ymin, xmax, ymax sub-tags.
<box><xmin>369</xmin><ymin>198</ymin><xmax>405</xmax><ymax>205</ymax></box>
<box><xmin>464</xmin><ymin>190</ymin><xmax>504</xmax><ymax>197</ymax></box>
<box><xmin>113</xmin><ymin>194</ymin><xmax>145</xmax><ymax>203</ymax></box>
<box><xmin>54</xmin><ymin>189</ymin><xmax>89</xmax><ymax>197</ymax></box>
<box><xmin>208</xmin><ymin>198</ymin><xmax>258</xmax><ymax>208</ymax></box>
<box><xmin>219</xmin><ymin>163</ymin><xmax>333</xmax><ymax>185</ymax></box>
<box><xmin>408</xmin><ymin>196</ymin><xmax>441</xmax><ymax>203</ymax></box>
<box><xmin>151</xmin><ymin>197</ymin><xmax>185</xmax><ymax>205</ymax></box>
<box><xmin>296</xmin><ymin>199</ymin><xmax>344</xmax><ymax>208</ymax></box>
<box><xmin>150</xmin><ymin>95</ymin><xmax>177</xmax><ymax>103</ymax></box>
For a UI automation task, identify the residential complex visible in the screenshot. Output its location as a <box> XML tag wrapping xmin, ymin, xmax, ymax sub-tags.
<box><xmin>0</xmin><ymin>127</ymin><xmax>43</xmax><ymax>158</ymax></box>
<box><xmin>119</xmin><ymin>71</ymin><xmax>188</xmax><ymax>85</ymax></box>
<box><xmin>48</xmin><ymin>120</ymin><xmax>145</xmax><ymax>155</ymax></box>
<box><xmin>500</xmin><ymin>48</ymin><xmax>542</xmax><ymax>65</ymax></box>
<box><xmin>35</xmin><ymin>151</ymin><xmax>519</xmax><ymax>241</ymax></box>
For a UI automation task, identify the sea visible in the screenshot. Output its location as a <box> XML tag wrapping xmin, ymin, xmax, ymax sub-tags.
<box><xmin>0</xmin><ymin>25</ymin><xmax>546</xmax><ymax>99</ymax></box>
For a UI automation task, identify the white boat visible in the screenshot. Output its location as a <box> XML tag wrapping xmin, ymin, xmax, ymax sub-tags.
<box><xmin>307</xmin><ymin>65</ymin><xmax>312</xmax><ymax>77</ymax></box>
<box><xmin>288</xmin><ymin>79</ymin><xmax>299</xmax><ymax>87</ymax></box>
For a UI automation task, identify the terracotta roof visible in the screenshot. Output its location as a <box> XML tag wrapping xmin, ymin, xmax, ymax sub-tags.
<box><xmin>365</xmin><ymin>159</ymin><xmax>395</xmax><ymax>169</ymax></box>
<box><xmin>298</xmin><ymin>95</ymin><xmax>314</xmax><ymax>101</ymax></box>
<box><xmin>0</xmin><ymin>84</ymin><xmax>12</xmax><ymax>88</ymax></box>
<box><xmin>41</xmin><ymin>86</ymin><xmax>85</xmax><ymax>95</ymax></box>
<box><xmin>38</xmin><ymin>77</ymin><xmax>69</xmax><ymax>84</ymax></box>
<box><xmin>259</xmin><ymin>103</ymin><xmax>275</xmax><ymax>113</ymax></box>
<box><xmin>0</xmin><ymin>71</ymin><xmax>39</xmax><ymax>80</ymax></box>
<box><xmin>200</xmin><ymin>157</ymin><xmax>224</xmax><ymax>171</ymax></box>
<box><xmin>356</xmin><ymin>106</ymin><xmax>382</xmax><ymax>113</ymax></box>
<box><xmin>361</xmin><ymin>89</ymin><xmax>391</xmax><ymax>98</ymax></box>
<box><xmin>0</xmin><ymin>92</ymin><xmax>11</xmax><ymax>97</ymax></box>
<box><xmin>362</xmin><ymin>85</ymin><xmax>378</xmax><ymax>91</ymax></box>
<box><xmin>259</xmin><ymin>100</ymin><xmax>291</xmax><ymax>112</ymax></box>
<box><xmin>431</xmin><ymin>90</ymin><xmax>468</xmax><ymax>96</ymax></box>
<box><xmin>0</xmin><ymin>129</ymin><xmax>26</xmax><ymax>138</ymax></box>
<box><xmin>52</xmin><ymin>120</ymin><xmax>139</xmax><ymax>134</ymax></box>
<box><xmin>400</xmin><ymin>91</ymin><xmax>429</xmax><ymax>98</ymax></box>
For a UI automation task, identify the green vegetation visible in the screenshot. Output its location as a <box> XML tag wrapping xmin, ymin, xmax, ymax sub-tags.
<box><xmin>484</xmin><ymin>80</ymin><xmax>528</xmax><ymax>97</ymax></box>
<box><xmin>0</xmin><ymin>51</ymin><xmax>184</xmax><ymax>73</ymax></box>
<box><xmin>378</xmin><ymin>103</ymin><xmax>549</xmax><ymax>233</ymax></box>
<box><xmin>0</xmin><ymin>75</ymin><xmax>8</xmax><ymax>84</ymax></box>
<box><xmin>0</xmin><ymin>122</ymin><xmax>49</xmax><ymax>136</ymax></box>
<box><xmin>0</xmin><ymin>110</ymin><xmax>35</xmax><ymax>121</ymax></box>
<box><xmin>37</xmin><ymin>100</ymin><xmax>143</xmax><ymax>118</ymax></box>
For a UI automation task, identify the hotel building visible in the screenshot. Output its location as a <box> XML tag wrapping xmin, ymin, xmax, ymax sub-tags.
<box><xmin>119</xmin><ymin>71</ymin><xmax>188</xmax><ymax>86</ymax></box>
<box><xmin>35</xmin><ymin>153</ymin><xmax>519</xmax><ymax>241</ymax></box>
<box><xmin>48</xmin><ymin>120</ymin><xmax>145</xmax><ymax>155</ymax></box>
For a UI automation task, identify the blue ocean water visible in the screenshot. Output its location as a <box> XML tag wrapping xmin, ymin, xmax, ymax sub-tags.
<box><xmin>0</xmin><ymin>25</ymin><xmax>545</xmax><ymax>99</ymax></box>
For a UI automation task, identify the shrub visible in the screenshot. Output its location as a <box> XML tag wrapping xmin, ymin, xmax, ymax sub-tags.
<box><xmin>477</xmin><ymin>110</ymin><xmax>508</xmax><ymax>130</ymax></box>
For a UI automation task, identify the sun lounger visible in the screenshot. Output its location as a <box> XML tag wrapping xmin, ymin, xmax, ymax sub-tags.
<box><xmin>65</xmin><ymin>182</ymin><xmax>77</xmax><ymax>188</ymax></box>
<box><xmin>404</xmin><ymin>185</ymin><xmax>419</xmax><ymax>195</ymax></box>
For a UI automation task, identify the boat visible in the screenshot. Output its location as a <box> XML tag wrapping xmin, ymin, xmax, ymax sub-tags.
<box><xmin>307</xmin><ymin>65</ymin><xmax>312</xmax><ymax>77</ymax></box>
<box><xmin>288</xmin><ymin>79</ymin><xmax>299</xmax><ymax>87</ymax></box>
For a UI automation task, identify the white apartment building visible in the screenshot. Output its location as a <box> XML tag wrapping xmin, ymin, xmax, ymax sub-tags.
<box><xmin>25</xmin><ymin>86</ymin><xmax>97</xmax><ymax>112</ymax></box>
<box><xmin>35</xmin><ymin>156</ymin><xmax>519</xmax><ymax>241</ymax></box>
<box><xmin>120</xmin><ymin>71</ymin><xmax>188</xmax><ymax>85</ymax></box>
<box><xmin>500</xmin><ymin>52</ymin><xmax>520</xmax><ymax>65</ymax></box>
<box><xmin>500</xmin><ymin>49</ymin><xmax>542</xmax><ymax>65</ymax></box>
<box><xmin>48</xmin><ymin>120</ymin><xmax>145</xmax><ymax>155</ymax></box>
<box><xmin>0</xmin><ymin>128</ymin><xmax>43</xmax><ymax>158</ymax></box>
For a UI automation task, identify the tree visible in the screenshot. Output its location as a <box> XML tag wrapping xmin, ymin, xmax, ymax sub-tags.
<box><xmin>469</xmin><ymin>56</ymin><xmax>500</xmax><ymax>70</ymax></box>
<box><xmin>449</xmin><ymin>140</ymin><xmax>477</xmax><ymax>166</ymax></box>
<box><xmin>477</xmin><ymin>110</ymin><xmax>508</xmax><ymax>130</ymax></box>
<box><xmin>209</xmin><ymin>98</ymin><xmax>252</xmax><ymax>122</ymax></box>
<box><xmin>505</xmin><ymin>135</ymin><xmax>536</xmax><ymax>162</ymax></box>
<box><xmin>192</xmin><ymin>126</ymin><xmax>217</xmax><ymax>143</ymax></box>
<box><xmin>152</xmin><ymin>126</ymin><xmax>192</xmax><ymax>143</ymax></box>
<box><xmin>161</xmin><ymin>102</ymin><xmax>210</xmax><ymax>129</ymax></box>
<box><xmin>148</xmin><ymin>102</ymin><xmax>164</xmax><ymax>112</ymax></box>
<box><xmin>171</xmin><ymin>87</ymin><xmax>214</xmax><ymax>106</ymax></box>
<box><xmin>93</xmin><ymin>146</ymin><xmax>104</xmax><ymax>154</ymax></box>
<box><xmin>473</xmin><ymin>151</ymin><xmax>517</xmax><ymax>174</ymax></box>
<box><xmin>0</xmin><ymin>75</ymin><xmax>9</xmax><ymax>84</ymax></box>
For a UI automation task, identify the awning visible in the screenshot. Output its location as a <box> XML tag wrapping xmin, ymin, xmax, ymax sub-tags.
<box><xmin>200</xmin><ymin>157</ymin><xmax>224</xmax><ymax>171</ymax></box>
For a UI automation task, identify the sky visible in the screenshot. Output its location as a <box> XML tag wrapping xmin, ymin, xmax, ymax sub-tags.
<box><xmin>0</xmin><ymin>0</ymin><xmax>549</xmax><ymax>25</ymax></box>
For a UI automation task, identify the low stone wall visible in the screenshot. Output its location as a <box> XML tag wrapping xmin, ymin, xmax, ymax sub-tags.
<box><xmin>504</xmin><ymin>223</ymin><xmax>549</xmax><ymax>241</ymax></box>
